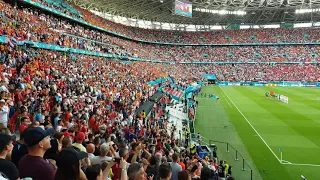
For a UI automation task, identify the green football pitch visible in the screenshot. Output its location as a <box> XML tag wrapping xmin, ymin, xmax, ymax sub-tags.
<box><xmin>194</xmin><ymin>86</ymin><xmax>320</xmax><ymax>180</ymax></box>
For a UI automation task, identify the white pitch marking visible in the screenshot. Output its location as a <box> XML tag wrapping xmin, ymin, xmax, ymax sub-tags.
<box><xmin>219</xmin><ymin>86</ymin><xmax>282</xmax><ymax>163</ymax></box>
<box><xmin>220</xmin><ymin>86</ymin><xmax>320</xmax><ymax>167</ymax></box>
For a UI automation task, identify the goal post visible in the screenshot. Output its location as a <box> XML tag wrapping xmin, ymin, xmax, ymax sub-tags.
<box><xmin>279</xmin><ymin>95</ymin><xmax>289</xmax><ymax>104</ymax></box>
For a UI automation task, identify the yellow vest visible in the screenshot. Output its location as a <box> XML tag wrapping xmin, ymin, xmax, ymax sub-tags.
<box><xmin>190</xmin><ymin>144</ymin><xmax>197</xmax><ymax>154</ymax></box>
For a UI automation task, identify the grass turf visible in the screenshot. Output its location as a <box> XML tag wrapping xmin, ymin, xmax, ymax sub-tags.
<box><xmin>194</xmin><ymin>86</ymin><xmax>320</xmax><ymax>180</ymax></box>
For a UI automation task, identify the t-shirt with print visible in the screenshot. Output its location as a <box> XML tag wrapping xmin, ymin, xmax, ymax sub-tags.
<box><xmin>218</xmin><ymin>164</ymin><xmax>226</xmax><ymax>178</ymax></box>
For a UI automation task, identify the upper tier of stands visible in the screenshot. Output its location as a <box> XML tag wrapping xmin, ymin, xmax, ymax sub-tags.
<box><xmin>23</xmin><ymin>0</ymin><xmax>320</xmax><ymax>45</ymax></box>
<box><xmin>35</xmin><ymin>0</ymin><xmax>82</xmax><ymax>18</ymax></box>
<box><xmin>2</xmin><ymin>0</ymin><xmax>320</xmax><ymax>63</ymax></box>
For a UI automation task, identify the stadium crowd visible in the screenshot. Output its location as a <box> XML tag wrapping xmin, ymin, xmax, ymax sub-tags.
<box><xmin>39</xmin><ymin>0</ymin><xmax>320</xmax><ymax>44</ymax></box>
<box><xmin>135</xmin><ymin>45</ymin><xmax>320</xmax><ymax>62</ymax></box>
<box><xmin>0</xmin><ymin>44</ymin><xmax>238</xmax><ymax>180</ymax></box>
<box><xmin>2</xmin><ymin>1</ymin><xmax>320</xmax><ymax>63</ymax></box>
<box><xmin>0</xmin><ymin>0</ymin><xmax>319</xmax><ymax>180</ymax></box>
<box><xmin>0</xmin><ymin>1</ymin><xmax>136</xmax><ymax>57</ymax></box>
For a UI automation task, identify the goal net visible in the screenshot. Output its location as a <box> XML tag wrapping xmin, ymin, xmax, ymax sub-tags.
<box><xmin>279</xmin><ymin>95</ymin><xmax>289</xmax><ymax>104</ymax></box>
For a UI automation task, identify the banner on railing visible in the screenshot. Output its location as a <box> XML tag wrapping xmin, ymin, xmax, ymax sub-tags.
<box><xmin>1</xmin><ymin>35</ymin><xmax>320</xmax><ymax>66</ymax></box>
<box><xmin>217</xmin><ymin>81</ymin><xmax>320</xmax><ymax>87</ymax></box>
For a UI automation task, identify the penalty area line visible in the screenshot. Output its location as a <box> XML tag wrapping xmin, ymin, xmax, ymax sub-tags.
<box><xmin>219</xmin><ymin>86</ymin><xmax>282</xmax><ymax>164</ymax></box>
<box><xmin>281</xmin><ymin>161</ymin><xmax>320</xmax><ymax>167</ymax></box>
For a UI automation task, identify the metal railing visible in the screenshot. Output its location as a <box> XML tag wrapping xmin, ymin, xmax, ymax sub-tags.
<box><xmin>208</xmin><ymin>140</ymin><xmax>253</xmax><ymax>180</ymax></box>
<box><xmin>189</xmin><ymin>133</ymin><xmax>255</xmax><ymax>180</ymax></box>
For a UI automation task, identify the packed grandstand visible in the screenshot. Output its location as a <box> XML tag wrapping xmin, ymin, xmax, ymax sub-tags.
<box><xmin>0</xmin><ymin>0</ymin><xmax>319</xmax><ymax>180</ymax></box>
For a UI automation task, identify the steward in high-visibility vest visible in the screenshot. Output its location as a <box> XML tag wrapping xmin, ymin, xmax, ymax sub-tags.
<box><xmin>190</xmin><ymin>144</ymin><xmax>197</xmax><ymax>155</ymax></box>
<box><xmin>184</xmin><ymin>128</ymin><xmax>190</xmax><ymax>147</ymax></box>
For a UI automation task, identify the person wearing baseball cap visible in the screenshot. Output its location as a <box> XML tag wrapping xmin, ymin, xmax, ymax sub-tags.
<box><xmin>18</xmin><ymin>127</ymin><xmax>56</xmax><ymax>180</ymax></box>
<box><xmin>0</xmin><ymin>133</ymin><xmax>19</xmax><ymax>180</ymax></box>
<box><xmin>54</xmin><ymin>147</ymin><xmax>88</xmax><ymax>180</ymax></box>
<box><xmin>72</xmin><ymin>132</ymin><xmax>87</xmax><ymax>152</ymax></box>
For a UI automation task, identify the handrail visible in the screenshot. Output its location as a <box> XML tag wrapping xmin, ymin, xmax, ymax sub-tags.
<box><xmin>208</xmin><ymin>139</ymin><xmax>254</xmax><ymax>180</ymax></box>
<box><xmin>53</xmin><ymin>30</ymin><xmax>119</xmax><ymax>47</ymax></box>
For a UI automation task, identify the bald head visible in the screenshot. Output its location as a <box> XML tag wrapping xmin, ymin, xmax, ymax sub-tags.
<box><xmin>86</xmin><ymin>143</ymin><xmax>95</xmax><ymax>154</ymax></box>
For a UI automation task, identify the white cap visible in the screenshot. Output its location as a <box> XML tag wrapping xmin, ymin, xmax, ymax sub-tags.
<box><xmin>0</xmin><ymin>99</ymin><xmax>5</xmax><ymax>103</ymax></box>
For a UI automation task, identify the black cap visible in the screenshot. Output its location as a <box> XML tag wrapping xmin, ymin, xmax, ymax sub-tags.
<box><xmin>24</xmin><ymin>127</ymin><xmax>54</xmax><ymax>147</ymax></box>
<box><xmin>57</xmin><ymin>148</ymin><xmax>87</xmax><ymax>168</ymax></box>
<box><xmin>0</xmin><ymin>133</ymin><xmax>15</xmax><ymax>152</ymax></box>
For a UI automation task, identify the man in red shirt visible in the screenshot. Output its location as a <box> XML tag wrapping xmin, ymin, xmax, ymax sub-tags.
<box><xmin>112</xmin><ymin>148</ymin><xmax>129</xmax><ymax>180</ymax></box>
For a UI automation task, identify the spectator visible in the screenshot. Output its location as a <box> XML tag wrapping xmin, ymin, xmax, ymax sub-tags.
<box><xmin>159</xmin><ymin>163</ymin><xmax>172</xmax><ymax>180</ymax></box>
<box><xmin>155</xmin><ymin>152</ymin><xmax>162</xmax><ymax>164</ymax></box>
<box><xmin>93</xmin><ymin>136</ymin><xmax>101</xmax><ymax>156</ymax></box>
<box><xmin>226</xmin><ymin>176</ymin><xmax>235</xmax><ymax>180</ymax></box>
<box><xmin>11</xmin><ymin>129</ymin><xmax>28</xmax><ymax>167</ymax></box>
<box><xmin>201</xmin><ymin>167</ymin><xmax>217</xmax><ymax>180</ymax></box>
<box><xmin>0</xmin><ymin>100</ymin><xmax>9</xmax><ymax>129</ymax></box>
<box><xmin>218</xmin><ymin>160</ymin><xmax>226</xmax><ymax>180</ymax></box>
<box><xmin>86</xmin><ymin>143</ymin><xmax>95</xmax><ymax>159</ymax></box>
<box><xmin>102</xmin><ymin>134</ymin><xmax>116</xmax><ymax>157</ymax></box>
<box><xmin>73</xmin><ymin>132</ymin><xmax>87</xmax><ymax>152</ymax></box>
<box><xmin>56</xmin><ymin>120</ymin><xmax>63</xmax><ymax>132</ymax></box>
<box><xmin>169</xmin><ymin>153</ymin><xmax>182</xmax><ymax>180</ymax></box>
<box><xmin>0</xmin><ymin>133</ymin><xmax>19</xmax><ymax>180</ymax></box>
<box><xmin>178</xmin><ymin>170</ymin><xmax>191</xmax><ymax>180</ymax></box>
<box><xmin>146</xmin><ymin>155</ymin><xmax>159</xmax><ymax>179</ymax></box>
<box><xmin>90</xmin><ymin>143</ymin><xmax>112</xmax><ymax>165</ymax></box>
<box><xmin>53</xmin><ymin>132</ymin><xmax>65</xmax><ymax>151</ymax></box>
<box><xmin>85</xmin><ymin>163</ymin><xmax>115</xmax><ymax>180</ymax></box>
<box><xmin>54</xmin><ymin>147</ymin><xmax>87</xmax><ymax>180</ymax></box>
<box><xmin>87</xmin><ymin>133</ymin><xmax>94</xmax><ymax>144</ymax></box>
<box><xmin>44</xmin><ymin>138</ymin><xmax>60</xmax><ymax>165</ymax></box>
<box><xmin>127</xmin><ymin>163</ymin><xmax>146</xmax><ymax>180</ymax></box>
<box><xmin>62</xmin><ymin>136</ymin><xmax>73</xmax><ymax>149</ymax></box>
<box><xmin>112</xmin><ymin>148</ymin><xmax>129</xmax><ymax>180</ymax></box>
<box><xmin>18</xmin><ymin>127</ymin><xmax>56</xmax><ymax>180</ymax></box>
<box><xmin>185</xmin><ymin>159</ymin><xmax>199</xmax><ymax>180</ymax></box>
<box><xmin>139</xmin><ymin>158</ymin><xmax>150</xmax><ymax>171</ymax></box>
<box><xmin>177</xmin><ymin>156</ymin><xmax>185</xmax><ymax>170</ymax></box>
<box><xmin>20</xmin><ymin>117</ymin><xmax>31</xmax><ymax>130</ymax></box>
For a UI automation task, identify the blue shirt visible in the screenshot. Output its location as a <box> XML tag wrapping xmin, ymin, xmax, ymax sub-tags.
<box><xmin>169</xmin><ymin>162</ymin><xmax>182</xmax><ymax>180</ymax></box>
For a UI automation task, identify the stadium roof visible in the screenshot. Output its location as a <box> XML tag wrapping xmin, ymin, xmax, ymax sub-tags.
<box><xmin>69</xmin><ymin>0</ymin><xmax>320</xmax><ymax>29</ymax></box>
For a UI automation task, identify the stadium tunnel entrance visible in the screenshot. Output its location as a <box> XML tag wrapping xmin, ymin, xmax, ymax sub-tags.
<box><xmin>202</xmin><ymin>74</ymin><xmax>217</xmax><ymax>84</ymax></box>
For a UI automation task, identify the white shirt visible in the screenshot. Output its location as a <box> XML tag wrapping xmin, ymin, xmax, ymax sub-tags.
<box><xmin>0</xmin><ymin>105</ymin><xmax>9</xmax><ymax>124</ymax></box>
<box><xmin>56</xmin><ymin>125</ymin><xmax>62</xmax><ymax>132</ymax></box>
<box><xmin>88</xmin><ymin>153</ymin><xmax>95</xmax><ymax>160</ymax></box>
<box><xmin>90</xmin><ymin>155</ymin><xmax>112</xmax><ymax>165</ymax></box>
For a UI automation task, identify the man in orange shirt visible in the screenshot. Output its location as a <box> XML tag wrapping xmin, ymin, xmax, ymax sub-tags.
<box><xmin>178</xmin><ymin>155</ymin><xmax>185</xmax><ymax>170</ymax></box>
